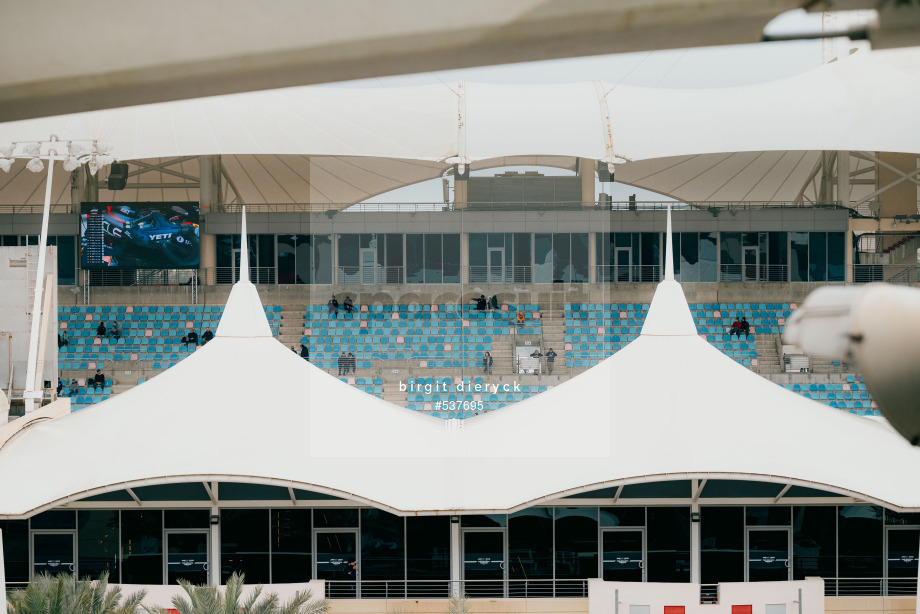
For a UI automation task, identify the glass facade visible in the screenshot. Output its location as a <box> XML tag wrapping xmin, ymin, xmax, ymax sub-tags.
<box><xmin>596</xmin><ymin>233</ymin><xmax>661</xmax><ymax>282</ymax></box>
<box><xmin>5</xmin><ymin>503</ymin><xmax>911</xmax><ymax>588</ymax></box>
<box><xmin>405</xmin><ymin>234</ymin><xmax>460</xmax><ymax>284</ymax></box>
<box><xmin>208</xmin><ymin>229</ymin><xmax>845</xmax><ymax>285</ymax></box>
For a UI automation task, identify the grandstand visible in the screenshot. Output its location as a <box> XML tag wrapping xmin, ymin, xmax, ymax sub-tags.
<box><xmin>1</xmin><ymin>46</ymin><xmax>920</xmax><ymax>614</ymax></box>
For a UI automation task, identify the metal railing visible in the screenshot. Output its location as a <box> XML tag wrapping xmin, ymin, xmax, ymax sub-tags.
<box><xmin>84</xmin><ymin>268</ymin><xmax>200</xmax><ymax>287</ymax></box>
<box><xmin>335</xmin><ymin>265</ymin><xmax>405</xmax><ymax>285</ymax></box>
<box><xmin>210</xmin><ymin>201</ymin><xmax>846</xmax><ymax>214</ymax></box>
<box><xmin>468</xmin><ymin>265</ymin><xmax>590</xmax><ymax>284</ymax></box>
<box><xmin>323</xmin><ymin>578</ymin><xmax>588</xmax><ymax>600</ymax></box>
<box><xmin>824</xmin><ymin>577</ymin><xmax>918</xmax><ymax>596</ymax></box>
<box><xmin>719</xmin><ymin>264</ymin><xmax>790</xmax><ymax>283</ymax></box>
<box><xmin>852</xmin><ymin>264</ymin><xmax>920</xmax><ymax>284</ymax></box>
<box><xmin>595</xmin><ymin>265</ymin><xmax>661</xmax><ymax>283</ymax></box>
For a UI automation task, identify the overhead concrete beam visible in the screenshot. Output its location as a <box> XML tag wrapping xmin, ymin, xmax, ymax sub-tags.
<box><xmin>0</xmin><ymin>0</ymin><xmax>804</xmax><ymax>122</ymax></box>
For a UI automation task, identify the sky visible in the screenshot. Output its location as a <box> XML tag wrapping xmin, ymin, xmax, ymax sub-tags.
<box><xmin>342</xmin><ymin>9</ymin><xmax>868</xmax><ymax>204</ymax></box>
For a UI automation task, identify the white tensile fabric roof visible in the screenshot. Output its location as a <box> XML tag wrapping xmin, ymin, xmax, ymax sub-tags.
<box><xmin>2</xmin><ymin>215</ymin><xmax>920</xmax><ymax>517</ymax></box>
<box><xmin>0</xmin><ymin>48</ymin><xmax>918</xmax><ymax>207</ymax></box>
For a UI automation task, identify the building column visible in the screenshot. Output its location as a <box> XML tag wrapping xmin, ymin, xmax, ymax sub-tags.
<box><xmin>577</xmin><ymin>158</ymin><xmax>596</xmax><ymax>209</ymax></box>
<box><xmin>209</xmin><ymin>484</ymin><xmax>220</xmax><ymax>586</ymax></box>
<box><xmin>200</xmin><ymin>233</ymin><xmax>216</xmax><ymax>286</ymax></box>
<box><xmin>460</xmin><ymin>233</ymin><xmax>469</xmax><ymax>285</ymax></box>
<box><xmin>690</xmin><ymin>501</ymin><xmax>701</xmax><ymax>585</ymax></box>
<box><xmin>70</xmin><ymin>166</ymin><xmax>85</xmax><ymax>214</ymax></box>
<box><xmin>450</xmin><ymin>519</ymin><xmax>461</xmax><ymax>596</ymax></box>
<box><xmin>588</xmin><ymin>232</ymin><xmax>597</xmax><ymax>284</ymax></box>
<box><xmin>453</xmin><ymin>173</ymin><xmax>468</xmax><ymax>210</ymax></box>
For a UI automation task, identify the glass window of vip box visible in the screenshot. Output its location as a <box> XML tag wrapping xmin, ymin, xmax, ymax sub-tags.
<box><xmin>596</xmin><ymin>233</ymin><xmax>661</xmax><ymax>282</ymax></box>
<box><xmin>789</xmin><ymin>232</ymin><xmax>845</xmax><ymax>282</ymax></box>
<box><xmin>81</xmin><ymin>203</ymin><xmax>200</xmax><ymax>270</ymax></box>
<box><xmin>664</xmin><ymin>233</ymin><xmax>718</xmax><ymax>282</ymax></box>
<box><xmin>720</xmin><ymin>232</ymin><xmax>789</xmax><ymax>282</ymax></box>
<box><xmin>78</xmin><ymin>510</ymin><xmax>120</xmax><ymax>582</ymax></box>
<box><xmin>121</xmin><ymin>510</ymin><xmax>163</xmax><ymax>584</ymax></box>
<box><xmin>405</xmin><ymin>234</ymin><xmax>460</xmax><ymax>284</ymax></box>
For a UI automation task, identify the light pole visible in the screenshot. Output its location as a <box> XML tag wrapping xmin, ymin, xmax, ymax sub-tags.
<box><xmin>0</xmin><ymin>136</ymin><xmax>114</xmax><ymax>412</ymax></box>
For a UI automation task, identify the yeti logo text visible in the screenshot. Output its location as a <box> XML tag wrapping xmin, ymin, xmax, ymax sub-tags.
<box><xmin>150</xmin><ymin>233</ymin><xmax>173</xmax><ymax>240</ymax></box>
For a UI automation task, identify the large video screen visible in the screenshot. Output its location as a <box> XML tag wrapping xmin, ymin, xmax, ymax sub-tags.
<box><xmin>80</xmin><ymin>202</ymin><xmax>200</xmax><ymax>269</ymax></box>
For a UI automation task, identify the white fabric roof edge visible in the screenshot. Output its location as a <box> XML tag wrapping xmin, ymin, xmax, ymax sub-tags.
<box><xmin>0</xmin><ymin>470</ymin><xmax>905</xmax><ymax>521</ymax></box>
<box><xmin>0</xmin><ymin>48</ymin><xmax>917</xmax><ymax>164</ymax></box>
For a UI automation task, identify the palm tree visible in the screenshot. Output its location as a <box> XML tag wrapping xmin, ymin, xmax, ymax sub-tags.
<box><xmin>7</xmin><ymin>572</ymin><xmax>146</xmax><ymax>614</ymax></box>
<box><xmin>150</xmin><ymin>573</ymin><xmax>329</xmax><ymax>614</ymax></box>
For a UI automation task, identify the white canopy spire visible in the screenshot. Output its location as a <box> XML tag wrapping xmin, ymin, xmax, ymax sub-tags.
<box><xmin>215</xmin><ymin>206</ymin><xmax>272</xmax><ymax>338</ymax></box>
<box><xmin>239</xmin><ymin>205</ymin><xmax>249</xmax><ymax>284</ymax></box>
<box><xmin>665</xmin><ymin>205</ymin><xmax>675</xmax><ymax>281</ymax></box>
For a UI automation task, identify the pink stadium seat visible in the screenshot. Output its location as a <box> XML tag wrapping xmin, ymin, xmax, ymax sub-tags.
<box><xmin>445</xmin><ymin>344</ymin><xmax>452</xmax><ymax>350</ymax></box>
<box><xmin>361</xmin><ymin>305</ymin><xmax>369</xmax><ymax>312</ymax></box>
<box><xmin>125</xmin><ymin>306</ymin><xmax>133</xmax><ymax>313</ymax></box>
<box><xmin>508</xmin><ymin>328</ymin><xmax>516</xmax><ymax>335</ymax></box>
<box><xmin>431</xmin><ymin>305</ymin><xmax>438</xmax><ymax>311</ymax></box>
<box><xmin>130</xmin><ymin>354</ymin><xmax>138</xmax><ymax>360</ymax></box>
<box><xmin>60</xmin><ymin>322</ymin><xmax>67</xmax><ymax>329</ymax></box>
<box><xmin>420</xmin><ymin>360</ymin><xmax>428</xmax><ymax>367</ymax></box>
<box><xmin>93</xmin><ymin>338</ymin><xmax>101</xmax><ymax>345</ymax></box>
<box><xmin>85</xmin><ymin>314</ymin><xmax>93</xmax><ymax>321</ymax></box>
<box><xmin>186</xmin><ymin>321</ymin><xmax>193</xmax><ymax>328</ymax></box>
<box><xmin>597</xmin><ymin>327</ymin><xmax>604</xmax><ymax>334</ymax></box>
<box><xmin>392</xmin><ymin>313</ymin><xmax>399</xmax><ymax>320</ymax></box>
<box><xmin>397</xmin><ymin>336</ymin><xmax>404</xmax><ymax>343</ymax></box>
<box><xmin>360</xmin><ymin>321</ymin><xmax>368</xmax><ymax>328</ymax></box>
<box><xmin>304</xmin><ymin>329</ymin><xmax>312</xmax><ymax>336</ymax></box>
<box><xmin>463</xmin><ymin>320</ymin><xmax>470</xmax><ymax>326</ymax></box>
<box><xmin>620</xmin><ymin>311</ymin><xmax>627</xmax><ymax>318</ymax></box>
<box><xmin>501</xmin><ymin>305</ymin><xmax>509</xmax><ymax>311</ymax></box>
<box><xmin>565</xmin><ymin>343</ymin><xmax>573</xmax><ymax>350</ymax></box>
<box><xmin>714</xmin><ymin>311</ymin><xmax>721</xmax><ymax>317</ymax></box>
<box><xmin>145</xmin><ymin>330</ymin><xmax>153</xmax><ymax>337</ymax></box>
<box><xmin>790</xmin><ymin>303</ymin><xmax>798</xmax><ymax>309</ymax></box>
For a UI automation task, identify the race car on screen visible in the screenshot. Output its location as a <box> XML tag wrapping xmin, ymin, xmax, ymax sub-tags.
<box><xmin>82</xmin><ymin>205</ymin><xmax>199</xmax><ymax>267</ymax></box>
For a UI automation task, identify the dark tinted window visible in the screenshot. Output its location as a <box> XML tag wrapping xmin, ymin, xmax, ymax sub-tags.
<box><xmin>0</xmin><ymin>519</ymin><xmax>29</xmax><ymax>583</ymax></box>
<box><xmin>406</xmin><ymin>516</ymin><xmax>449</xmax><ymax>580</ymax></box>
<box><xmin>121</xmin><ymin>510</ymin><xmax>163</xmax><ymax>584</ymax></box>
<box><xmin>509</xmin><ymin>508</ymin><xmax>553</xmax><ymax>579</ymax></box>
<box><xmin>221</xmin><ymin>509</ymin><xmax>270</xmax><ymax>583</ymax></box>
<box><xmin>361</xmin><ymin>509</ymin><xmax>405</xmax><ymax>580</ymax></box>
<box><xmin>647</xmin><ymin>507</ymin><xmax>690</xmax><ymax>583</ymax></box>
<box><xmin>271</xmin><ymin>509</ymin><xmax>312</xmax><ymax>583</ymax></box>
<box><xmin>839</xmin><ymin>506</ymin><xmax>883</xmax><ymax>578</ymax></box>
<box><xmin>701</xmin><ymin>507</ymin><xmax>743</xmax><ymax>583</ymax></box>
<box><xmin>313</xmin><ymin>508</ymin><xmax>359</xmax><ymax>528</ymax></box>
<box><xmin>78</xmin><ymin>510</ymin><xmax>119</xmax><ymax>581</ymax></box>
<box><xmin>164</xmin><ymin>510</ymin><xmax>209</xmax><ymax>529</ymax></box>
<box><xmin>793</xmin><ymin>506</ymin><xmax>836</xmax><ymax>580</ymax></box>
<box><xmin>31</xmin><ymin>510</ymin><xmax>76</xmax><ymax>530</ymax></box>
<box><xmin>555</xmin><ymin>508</ymin><xmax>598</xmax><ymax>579</ymax></box>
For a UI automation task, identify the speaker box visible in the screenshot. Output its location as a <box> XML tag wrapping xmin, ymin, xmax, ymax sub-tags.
<box><xmin>107</xmin><ymin>162</ymin><xmax>128</xmax><ymax>190</ymax></box>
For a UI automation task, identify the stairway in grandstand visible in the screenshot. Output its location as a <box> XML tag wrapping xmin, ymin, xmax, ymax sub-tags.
<box><xmin>55</xmin><ymin>301</ymin><xmax>876</xmax><ymax>418</ymax></box>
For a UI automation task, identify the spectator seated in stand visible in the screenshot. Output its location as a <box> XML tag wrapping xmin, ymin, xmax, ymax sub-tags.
<box><xmin>96</xmin><ymin>322</ymin><xmax>106</xmax><ymax>337</ymax></box>
<box><xmin>108</xmin><ymin>322</ymin><xmax>121</xmax><ymax>341</ymax></box>
<box><xmin>516</xmin><ymin>311</ymin><xmax>525</xmax><ymax>328</ymax></box>
<box><xmin>739</xmin><ymin>317</ymin><xmax>751</xmax><ymax>339</ymax></box>
<box><xmin>186</xmin><ymin>330</ymin><xmax>199</xmax><ymax>346</ymax></box>
<box><xmin>93</xmin><ymin>369</ymin><xmax>105</xmax><ymax>390</ymax></box>
<box><xmin>728</xmin><ymin>317</ymin><xmax>742</xmax><ymax>338</ymax></box>
<box><xmin>201</xmin><ymin>327</ymin><xmax>214</xmax><ymax>345</ymax></box>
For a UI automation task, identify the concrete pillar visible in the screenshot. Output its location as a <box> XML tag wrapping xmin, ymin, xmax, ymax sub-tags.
<box><xmin>690</xmin><ymin>501</ymin><xmax>701</xmax><ymax>584</ymax></box>
<box><xmin>588</xmin><ymin>231</ymin><xmax>597</xmax><ymax>284</ymax></box>
<box><xmin>199</xmin><ymin>155</ymin><xmax>223</xmax><ymax>214</ymax></box>
<box><xmin>70</xmin><ymin>166</ymin><xmax>85</xmax><ymax>213</ymax></box>
<box><xmin>209</xmin><ymin>484</ymin><xmax>220</xmax><ymax>586</ymax></box>
<box><xmin>200</xmin><ymin>232</ymin><xmax>216</xmax><ymax>286</ymax></box>
<box><xmin>450</xmin><ymin>520</ymin><xmax>461</xmax><ymax>596</ymax></box>
<box><xmin>577</xmin><ymin>158</ymin><xmax>596</xmax><ymax>209</ymax></box>
<box><xmin>460</xmin><ymin>232</ymin><xmax>469</xmax><ymax>285</ymax></box>
<box><xmin>84</xmin><ymin>166</ymin><xmax>99</xmax><ymax>202</ymax></box>
<box><xmin>453</xmin><ymin>174</ymin><xmax>468</xmax><ymax>210</ymax></box>
<box><xmin>837</xmin><ymin>151</ymin><xmax>850</xmax><ymax>207</ymax></box>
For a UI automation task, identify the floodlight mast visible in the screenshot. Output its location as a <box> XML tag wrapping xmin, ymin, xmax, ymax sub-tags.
<box><xmin>0</xmin><ymin>136</ymin><xmax>114</xmax><ymax>412</ymax></box>
<box><xmin>22</xmin><ymin>138</ymin><xmax>58</xmax><ymax>414</ymax></box>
